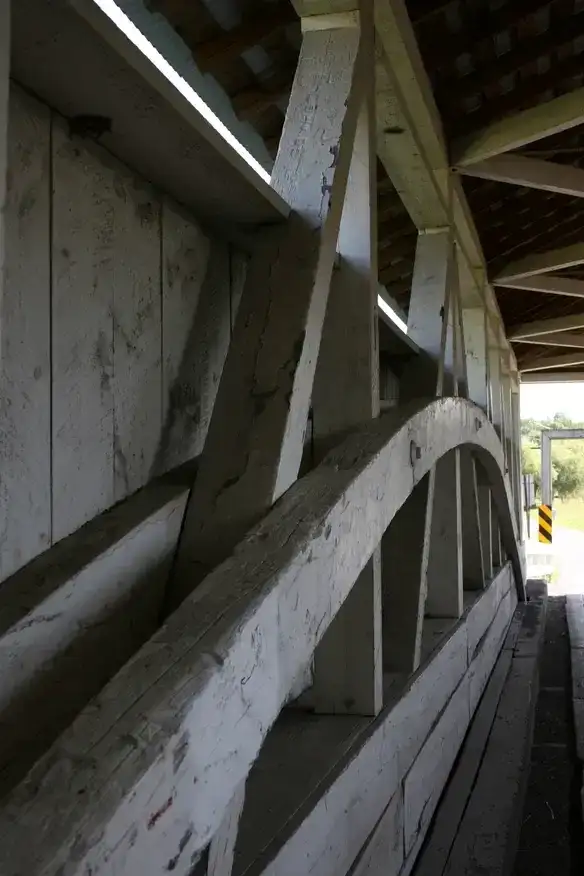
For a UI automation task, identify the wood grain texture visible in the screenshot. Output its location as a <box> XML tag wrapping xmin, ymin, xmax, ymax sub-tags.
<box><xmin>0</xmin><ymin>400</ymin><xmax>523</xmax><ymax>876</ymax></box>
<box><xmin>111</xmin><ymin>170</ymin><xmax>161</xmax><ymax>501</ymax></box>
<box><xmin>240</xmin><ymin>565</ymin><xmax>513</xmax><ymax>876</ymax></box>
<box><xmin>0</xmin><ymin>481</ymin><xmax>189</xmax><ymax>798</ymax></box>
<box><xmin>0</xmin><ymin>86</ymin><xmax>51</xmax><ymax>581</ymax></box>
<box><xmin>51</xmin><ymin>121</ymin><xmax>116</xmax><ymax>539</ymax></box>
<box><xmin>169</xmin><ymin>24</ymin><xmax>366</xmax><ymax>608</ymax></box>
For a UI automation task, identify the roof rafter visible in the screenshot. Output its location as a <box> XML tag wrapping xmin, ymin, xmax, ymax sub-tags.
<box><xmin>496</xmin><ymin>242</ymin><xmax>584</xmax><ymax>282</ymax></box>
<box><xmin>458</xmin><ymin>154</ymin><xmax>584</xmax><ymax>199</ymax></box>
<box><xmin>455</xmin><ymin>87</ymin><xmax>584</xmax><ymax>167</ymax></box>
<box><xmin>521</xmin><ymin>351</ymin><xmax>584</xmax><ymax>372</ymax></box>
<box><xmin>494</xmin><ymin>275</ymin><xmax>584</xmax><ymax>299</ymax></box>
<box><xmin>510</xmin><ymin>312</ymin><xmax>584</xmax><ymax>341</ymax></box>
<box><xmin>515</xmin><ymin>332</ymin><xmax>584</xmax><ymax>349</ymax></box>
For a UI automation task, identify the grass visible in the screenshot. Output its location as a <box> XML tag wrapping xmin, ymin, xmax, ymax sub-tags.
<box><xmin>529</xmin><ymin>497</ymin><xmax>584</xmax><ymax>533</ymax></box>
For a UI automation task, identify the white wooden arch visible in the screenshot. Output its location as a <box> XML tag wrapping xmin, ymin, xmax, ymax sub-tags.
<box><xmin>0</xmin><ymin>397</ymin><xmax>524</xmax><ymax>876</ymax></box>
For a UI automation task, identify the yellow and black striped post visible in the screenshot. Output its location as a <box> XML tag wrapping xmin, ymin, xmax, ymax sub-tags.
<box><xmin>538</xmin><ymin>504</ymin><xmax>553</xmax><ymax>544</ymax></box>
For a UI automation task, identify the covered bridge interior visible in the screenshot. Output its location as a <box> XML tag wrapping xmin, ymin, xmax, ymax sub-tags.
<box><xmin>0</xmin><ymin>0</ymin><xmax>583</xmax><ymax>874</ymax></box>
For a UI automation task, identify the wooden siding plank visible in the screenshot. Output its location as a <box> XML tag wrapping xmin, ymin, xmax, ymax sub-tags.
<box><xmin>111</xmin><ymin>170</ymin><xmax>161</xmax><ymax>500</ymax></box>
<box><xmin>0</xmin><ymin>86</ymin><xmax>51</xmax><ymax>580</ymax></box>
<box><xmin>51</xmin><ymin>121</ymin><xmax>115</xmax><ymax>540</ymax></box>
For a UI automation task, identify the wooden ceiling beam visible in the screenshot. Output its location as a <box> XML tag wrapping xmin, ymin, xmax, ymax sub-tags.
<box><xmin>515</xmin><ymin>332</ymin><xmax>584</xmax><ymax>349</ymax></box>
<box><xmin>497</xmin><ymin>242</ymin><xmax>584</xmax><ymax>283</ymax></box>
<box><xmin>194</xmin><ymin>4</ymin><xmax>298</xmax><ymax>71</ymax></box>
<box><xmin>457</xmin><ymin>154</ymin><xmax>584</xmax><ymax>198</ymax></box>
<box><xmin>510</xmin><ymin>312</ymin><xmax>584</xmax><ymax>341</ymax></box>
<box><xmin>456</xmin><ymin>87</ymin><xmax>584</xmax><ymax>167</ymax></box>
<box><xmin>520</xmin><ymin>350</ymin><xmax>584</xmax><ymax>372</ymax></box>
<box><xmin>494</xmin><ymin>275</ymin><xmax>584</xmax><ymax>299</ymax></box>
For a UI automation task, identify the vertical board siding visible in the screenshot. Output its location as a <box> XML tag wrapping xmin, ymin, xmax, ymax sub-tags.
<box><xmin>51</xmin><ymin>121</ymin><xmax>116</xmax><ymax>540</ymax></box>
<box><xmin>159</xmin><ymin>201</ymin><xmax>210</xmax><ymax>473</ymax></box>
<box><xmin>0</xmin><ymin>87</ymin><xmax>51</xmax><ymax>580</ymax></box>
<box><xmin>1</xmin><ymin>85</ymin><xmax>244</xmax><ymax>579</ymax></box>
<box><xmin>111</xmin><ymin>175</ymin><xmax>161</xmax><ymax>501</ymax></box>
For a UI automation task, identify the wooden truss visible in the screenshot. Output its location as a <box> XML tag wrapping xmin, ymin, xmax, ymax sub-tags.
<box><xmin>0</xmin><ymin>1</ymin><xmax>526</xmax><ymax>875</ymax></box>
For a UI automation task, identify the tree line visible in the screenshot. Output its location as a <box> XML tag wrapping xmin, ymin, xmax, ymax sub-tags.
<box><xmin>521</xmin><ymin>413</ymin><xmax>584</xmax><ymax>501</ymax></box>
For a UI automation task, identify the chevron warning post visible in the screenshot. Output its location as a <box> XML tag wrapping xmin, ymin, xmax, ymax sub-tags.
<box><xmin>538</xmin><ymin>504</ymin><xmax>552</xmax><ymax>544</ymax></box>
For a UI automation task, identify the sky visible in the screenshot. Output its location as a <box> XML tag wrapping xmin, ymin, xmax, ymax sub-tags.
<box><xmin>521</xmin><ymin>382</ymin><xmax>584</xmax><ymax>422</ymax></box>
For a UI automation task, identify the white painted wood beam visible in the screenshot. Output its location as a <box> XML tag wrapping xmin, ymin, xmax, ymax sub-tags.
<box><xmin>371</xmin><ymin>0</ymin><xmax>515</xmax><ymax>374</ymax></box>
<box><xmin>463</xmin><ymin>306</ymin><xmax>489</xmax><ymax>411</ymax></box>
<box><xmin>452</xmin><ymin>270</ymin><xmax>484</xmax><ymax>592</ymax></box>
<box><xmin>487</xmin><ymin>326</ymin><xmax>504</xmax><ymax>568</ymax></box>
<box><xmin>0</xmin><ymin>399</ymin><xmax>524</xmax><ymax>876</ymax></box>
<box><xmin>494</xmin><ymin>275</ymin><xmax>584</xmax><ymax>299</ymax></box>
<box><xmin>168</xmin><ymin>18</ymin><xmax>366</xmax><ymax>610</ymax></box>
<box><xmin>516</xmin><ymin>332</ymin><xmax>584</xmax><ymax>348</ymax></box>
<box><xmin>521</xmin><ymin>351</ymin><xmax>584</xmax><ymax>372</ymax></box>
<box><xmin>382</xmin><ymin>229</ymin><xmax>455</xmax><ymax>672</ymax></box>
<box><xmin>456</xmin><ymin>86</ymin><xmax>584</xmax><ymax>167</ymax></box>
<box><xmin>457</xmin><ymin>154</ymin><xmax>584</xmax><ymax>198</ymax></box>
<box><xmin>497</xmin><ymin>242</ymin><xmax>584</xmax><ymax>283</ymax></box>
<box><xmin>309</xmin><ymin>23</ymin><xmax>383</xmax><ymax>717</ymax></box>
<box><xmin>510</xmin><ymin>312</ymin><xmax>584</xmax><ymax>340</ymax></box>
<box><xmin>0</xmin><ymin>0</ymin><xmax>9</xmax><ymax>362</ymax></box>
<box><xmin>521</xmin><ymin>371</ymin><xmax>584</xmax><ymax>383</ymax></box>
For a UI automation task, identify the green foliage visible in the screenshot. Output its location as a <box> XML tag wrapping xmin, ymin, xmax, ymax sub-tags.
<box><xmin>521</xmin><ymin>412</ymin><xmax>584</xmax><ymax>500</ymax></box>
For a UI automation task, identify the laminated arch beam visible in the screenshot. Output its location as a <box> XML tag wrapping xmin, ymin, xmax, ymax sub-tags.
<box><xmin>0</xmin><ymin>397</ymin><xmax>524</xmax><ymax>876</ymax></box>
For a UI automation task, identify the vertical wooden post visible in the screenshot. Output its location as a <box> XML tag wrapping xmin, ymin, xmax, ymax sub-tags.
<box><xmin>383</xmin><ymin>228</ymin><xmax>461</xmax><ymax>671</ymax></box>
<box><xmin>462</xmin><ymin>306</ymin><xmax>489</xmax><ymax>412</ymax></box>
<box><xmin>487</xmin><ymin>324</ymin><xmax>505</xmax><ymax>568</ymax></box>
<box><xmin>168</xmin><ymin>13</ymin><xmax>366</xmax><ymax>610</ymax></box>
<box><xmin>308</xmin><ymin>9</ymin><xmax>382</xmax><ymax>716</ymax></box>
<box><xmin>511</xmin><ymin>382</ymin><xmax>523</xmax><ymax>534</ymax></box>
<box><xmin>425</xmin><ymin>233</ymin><xmax>463</xmax><ymax>619</ymax></box>
<box><xmin>0</xmin><ymin>0</ymin><xmax>9</xmax><ymax>361</ymax></box>
<box><xmin>453</xmin><ymin>260</ymin><xmax>484</xmax><ymax>591</ymax></box>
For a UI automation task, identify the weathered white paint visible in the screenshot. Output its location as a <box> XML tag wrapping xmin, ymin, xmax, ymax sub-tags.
<box><xmin>0</xmin><ymin>400</ymin><xmax>523</xmax><ymax>876</ymax></box>
<box><xmin>111</xmin><ymin>167</ymin><xmax>161</xmax><ymax>500</ymax></box>
<box><xmin>2</xmin><ymin>85</ymin><xmax>243</xmax><ymax>575</ymax></box>
<box><xmin>0</xmin><ymin>0</ymin><xmax>9</xmax><ymax>351</ymax></box>
<box><xmin>0</xmin><ymin>86</ymin><xmax>51</xmax><ymax>580</ymax></box>
<box><xmin>309</xmin><ymin>59</ymin><xmax>382</xmax><ymax>717</ymax></box>
<box><xmin>208</xmin><ymin>781</ymin><xmax>246</xmax><ymax>876</ymax></box>
<box><xmin>463</xmin><ymin>307</ymin><xmax>488</xmax><ymax>410</ymax></box>
<box><xmin>0</xmin><ymin>479</ymin><xmax>189</xmax><ymax>798</ymax></box>
<box><xmin>457</xmin><ymin>153</ymin><xmax>584</xmax><ymax>198</ymax></box>
<box><xmin>52</xmin><ymin>120</ymin><xmax>116</xmax><ymax>539</ymax></box>
<box><xmin>12</xmin><ymin>0</ymin><xmax>288</xmax><ymax>227</ymax></box>
<box><xmin>456</xmin><ymin>86</ymin><xmax>584</xmax><ymax>166</ymax></box>
<box><xmin>497</xmin><ymin>242</ymin><xmax>584</xmax><ymax>283</ymax></box>
<box><xmin>170</xmin><ymin>20</ymin><xmax>367</xmax><ymax>608</ymax></box>
<box><xmin>426</xmin><ymin>449</ymin><xmax>463</xmax><ymax>617</ymax></box>
<box><xmin>240</xmin><ymin>565</ymin><xmax>514</xmax><ymax>876</ymax></box>
<box><xmin>494</xmin><ymin>274</ymin><xmax>584</xmax><ymax>299</ymax></box>
<box><xmin>371</xmin><ymin>0</ymin><xmax>515</xmax><ymax>379</ymax></box>
<box><xmin>476</xmin><ymin>464</ymin><xmax>494</xmax><ymax>582</ymax></box>
<box><xmin>404</xmin><ymin>672</ymin><xmax>471</xmax><ymax>855</ymax></box>
<box><xmin>348</xmin><ymin>790</ymin><xmax>403</xmax><ymax>876</ymax></box>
